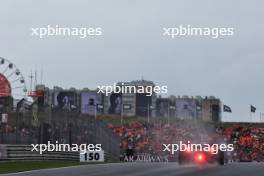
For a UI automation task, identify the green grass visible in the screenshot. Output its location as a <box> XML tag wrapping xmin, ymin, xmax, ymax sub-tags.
<box><xmin>0</xmin><ymin>161</ymin><xmax>84</xmax><ymax>174</ymax></box>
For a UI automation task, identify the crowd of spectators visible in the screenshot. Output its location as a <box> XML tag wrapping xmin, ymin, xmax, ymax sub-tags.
<box><xmin>1</xmin><ymin>114</ymin><xmax>263</xmax><ymax>163</ymax></box>
<box><xmin>108</xmin><ymin>119</ymin><xmax>264</xmax><ymax>162</ymax></box>
<box><xmin>0</xmin><ymin>124</ymin><xmax>35</xmax><ymax>144</ymax></box>
<box><xmin>216</xmin><ymin>125</ymin><xmax>264</xmax><ymax>162</ymax></box>
<box><xmin>108</xmin><ymin>119</ymin><xmax>215</xmax><ymax>161</ymax></box>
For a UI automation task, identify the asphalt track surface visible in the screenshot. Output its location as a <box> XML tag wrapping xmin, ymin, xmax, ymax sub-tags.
<box><xmin>2</xmin><ymin>162</ymin><xmax>264</xmax><ymax>176</ymax></box>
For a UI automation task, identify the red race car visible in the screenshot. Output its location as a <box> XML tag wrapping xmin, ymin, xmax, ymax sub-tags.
<box><xmin>178</xmin><ymin>147</ymin><xmax>225</xmax><ymax>165</ymax></box>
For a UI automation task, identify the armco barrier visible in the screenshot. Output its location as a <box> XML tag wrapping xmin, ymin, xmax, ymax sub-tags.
<box><xmin>5</xmin><ymin>145</ymin><xmax>78</xmax><ymax>161</ymax></box>
<box><xmin>0</xmin><ymin>145</ymin><xmax>110</xmax><ymax>162</ymax></box>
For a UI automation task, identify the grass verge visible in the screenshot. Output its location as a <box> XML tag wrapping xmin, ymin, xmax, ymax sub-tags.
<box><xmin>0</xmin><ymin>160</ymin><xmax>87</xmax><ymax>174</ymax></box>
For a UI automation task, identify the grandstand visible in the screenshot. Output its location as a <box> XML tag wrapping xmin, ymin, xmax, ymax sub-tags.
<box><xmin>0</xmin><ymin>80</ymin><xmax>263</xmax><ymax>163</ymax></box>
<box><xmin>1</xmin><ymin>107</ymin><xmax>263</xmax><ymax>162</ymax></box>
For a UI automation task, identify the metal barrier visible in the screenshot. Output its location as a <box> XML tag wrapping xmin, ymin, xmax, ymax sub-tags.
<box><xmin>0</xmin><ymin>112</ymin><xmax>120</xmax><ymax>162</ymax></box>
<box><xmin>1</xmin><ymin>145</ymin><xmax>78</xmax><ymax>161</ymax></box>
<box><xmin>95</xmin><ymin>121</ymin><xmax>121</xmax><ymax>162</ymax></box>
<box><xmin>0</xmin><ymin>145</ymin><xmax>112</xmax><ymax>162</ymax></box>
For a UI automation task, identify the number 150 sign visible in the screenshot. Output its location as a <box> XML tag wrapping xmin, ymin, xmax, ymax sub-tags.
<box><xmin>80</xmin><ymin>150</ymin><xmax>104</xmax><ymax>162</ymax></box>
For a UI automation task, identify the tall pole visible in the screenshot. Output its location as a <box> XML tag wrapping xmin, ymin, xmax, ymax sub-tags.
<box><xmin>94</xmin><ymin>104</ymin><xmax>97</xmax><ymax>121</ymax></box>
<box><xmin>250</xmin><ymin>111</ymin><xmax>252</xmax><ymax>122</ymax></box>
<box><xmin>15</xmin><ymin>107</ymin><xmax>19</xmax><ymax>144</ymax></box>
<box><xmin>49</xmin><ymin>105</ymin><xmax>52</xmax><ymax>124</ymax></box>
<box><xmin>168</xmin><ymin>105</ymin><xmax>170</xmax><ymax>125</ymax></box>
<box><xmin>29</xmin><ymin>71</ymin><xmax>33</xmax><ymax>92</ymax></box>
<box><xmin>15</xmin><ymin>99</ymin><xmax>24</xmax><ymax>144</ymax></box>
<box><xmin>48</xmin><ymin>104</ymin><xmax>53</xmax><ymax>142</ymax></box>
<box><xmin>41</xmin><ymin>65</ymin><xmax>43</xmax><ymax>84</ymax></box>
<box><xmin>121</xmin><ymin>102</ymin><xmax>123</xmax><ymax>126</ymax></box>
<box><xmin>67</xmin><ymin>111</ymin><xmax>72</xmax><ymax>145</ymax></box>
<box><xmin>40</xmin><ymin>123</ymin><xmax>44</xmax><ymax>144</ymax></box>
<box><xmin>147</xmin><ymin>104</ymin><xmax>150</xmax><ymax>124</ymax></box>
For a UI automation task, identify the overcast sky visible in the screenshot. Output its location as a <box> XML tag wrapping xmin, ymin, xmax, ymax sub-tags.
<box><xmin>0</xmin><ymin>0</ymin><xmax>263</xmax><ymax>122</ymax></box>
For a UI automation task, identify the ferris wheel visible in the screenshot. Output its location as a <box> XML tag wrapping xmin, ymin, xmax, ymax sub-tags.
<box><xmin>0</xmin><ymin>57</ymin><xmax>27</xmax><ymax>100</ymax></box>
